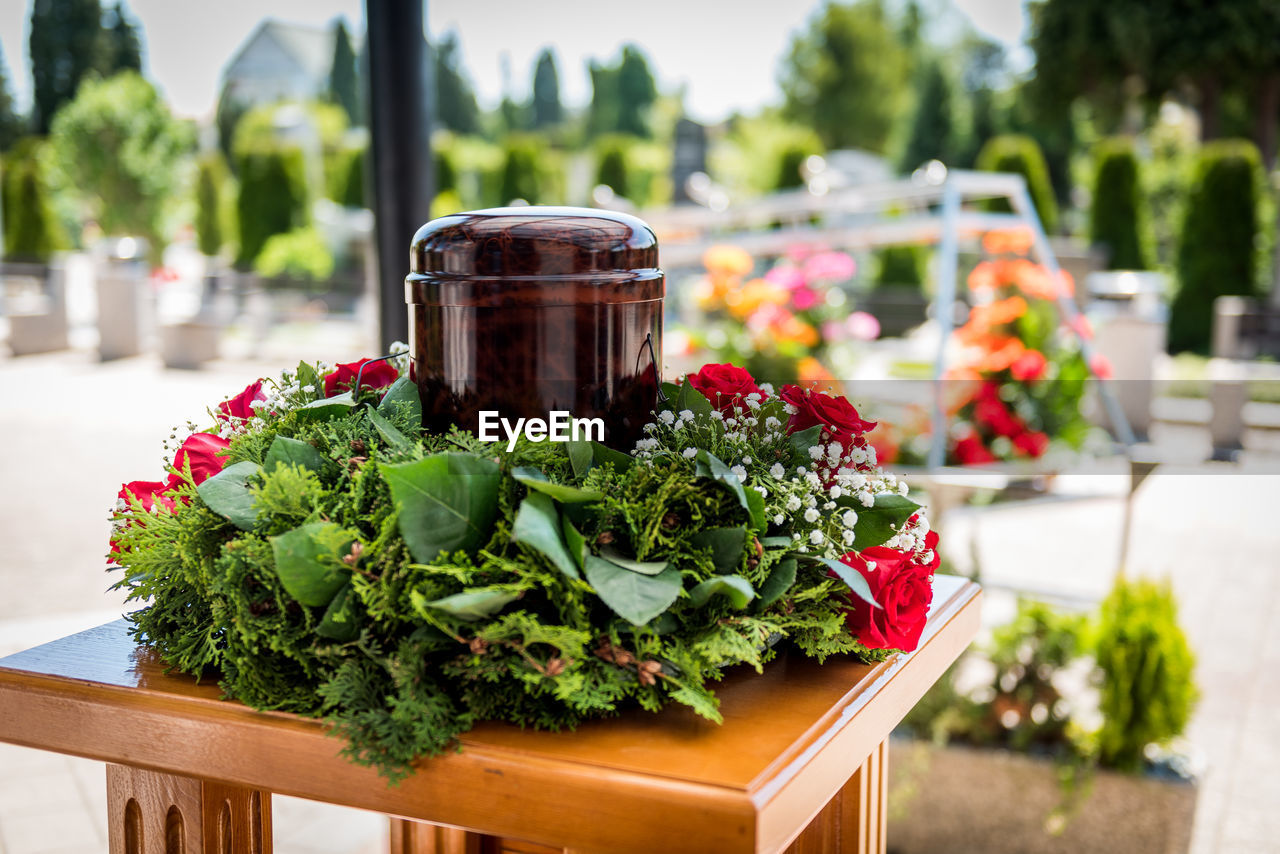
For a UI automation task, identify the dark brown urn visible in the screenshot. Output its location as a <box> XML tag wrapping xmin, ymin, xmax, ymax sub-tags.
<box><xmin>406</xmin><ymin>206</ymin><xmax>664</xmax><ymax>450</ymax></box>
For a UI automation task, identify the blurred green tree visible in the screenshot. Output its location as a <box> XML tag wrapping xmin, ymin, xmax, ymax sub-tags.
<box><xmin>235</xmin><ymin>145</ymin><xmax>309</xmax><ymax>270</ymax></box>
<box><xmin>531</xmin><ymin>49</ymin><xmax>563</xmax><ymax>129</ymax></box>
<box><xmin>498</xmin><ymin>137</ymin><xmax>542</xmax><ymax>204</ymax></box>
<box><xmin>335</xmin><ymin>144</ymin><xmax>366</xmax><ymax>208</ymax></box>
<box><xmin>773</xmin><ymin>139</ymin><xmax>819</xmax><ymax>191</ymax></box>
<box><xmin>194</xmin><ymin>152</ymin><xmax>227</xmax><ymax>258</ymax></box>
<box><xmin>595</xmin><ymin>136</ymin><xmax>631</xmax><ymax>198</ymax></box>
<box><xmin>1089</xmin><ymin>137</ymin><xmax>1150</xmax><ymax>270</ymax></box>
<box><xmin>29</xmin><ymin>0</ymin><xmax>103</xmax><ymax>134</ymax></box>
<box><xmin>0</xmin><ymin>44</ymin><xmax>24</xmax><ymax>153</ymax></box>
<box><xmin>899</xmin><ymin>59</ymin><xmax>958</xmax><ymax>171</ymax></box>
<box><xmin>100</xmin><ymin>2</ymin><xmax>142</xmax><ymax>76</ymax></box>
<box><xmin>49</xmin><ymin>72</ymin><xmax>192</xmax><ymax>262</ymax></box>
<box><xmin>214</xmin><ymin>81</ymin><xmax>247</xmax><ymax>169</ymax></box>
<box><xmin>328</xmin><ymin>19</ymin><xmax>360</xmax><ymax>125</ymax></box>
<box><xmin>434</xmin><ymin>32</ymin><xmax>480</xmax><ymax>135</ymax></box>
<box><xmin>976</xmin><ymin>134</ymin><xmax>1059</xmax><ymax>233</ymax></box>
<box><xmin>779</xmin><ymin>0</ymin><xmax>910</xmax><ymax>152</ymax></box>
<box><xmin>1</xmin><ymin>140</ymin><xmax>62</xmax><ymax>262</ymax></box>
<box><xmin>588</xmin><ymin>45</ymin><xmax>657</xmax><ymax>139</ymax></box>
<box><xmin>1169</xmin><ymin>140</ymin><xmax>1264</xmax><ymax>354</ymax></box>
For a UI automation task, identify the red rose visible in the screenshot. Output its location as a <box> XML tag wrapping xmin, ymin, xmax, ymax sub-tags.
<box><xmin>118</xmin><ymin>479</ymin><xmax>176</xmax><ymax>513</ymax></box>
<box><xmin>217</xmin><ymin>380</ymin><xmax>266</xmax><ymax>421</ymax></box>
<box><xmin>972</xmin><ymin>382</ymin><xmax>1023</xmax><ymax>438</ymax></box>
<box><xmin>686</xmin><ymin>363</ymin><xmax>766</xmax><ymax>414</ymax></box>
<box><xmin>953</xmin><ymin>432</ymin><xmax>997</xmax><ymax>466</ymax></box>
<box><xmin>1012</xmin><ymin>429</ymin><xmax>1049</xmax><ymax>457</ymax></box>
<box><xmin>324</xmin><ymin>358</ymin><xmax>399</xmax><ymax>398</ymax></box>
<box><xmin>779</xmin><ymin>384</ymin><xmax>876</xmax><ymax>451</ymax></box>
<box><xmin>834</xmin><ymin>546</ymin><xmax>935</xmax><ymax>652</ymax></box>
<box><xmin>1009</xmin><ymin>350</ymin><xmax>1047</xmax><ymax>382</ymax></box>
<box><xmin>169</xmin><ymin>433</ymin><xmax>230</xmax><ymax>486</ymax></box>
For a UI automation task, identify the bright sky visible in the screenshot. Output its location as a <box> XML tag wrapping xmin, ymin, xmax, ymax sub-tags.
<box><xmin>0</xmin><ymin>0</ymin><xmax>1030</xmax><ymax>123</ymax></box>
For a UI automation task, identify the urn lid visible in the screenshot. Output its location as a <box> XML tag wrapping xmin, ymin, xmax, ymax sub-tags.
<box><xmin>409</xmin><ymin>206</ymin><xmax>659</xmax><ymax>278</ymax></box>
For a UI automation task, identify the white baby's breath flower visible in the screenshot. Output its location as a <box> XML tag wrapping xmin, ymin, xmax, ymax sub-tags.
<box><xmin>765</xmin><ymin>416</ymin><xmax>781</xmax><ymax>430</ymax></box>
<box><xmin>659</xmin><ymin>409</ymin><xmax>675</xmax><ymax>425</ymax></box>
<box><xmin>742</xmin><ymin>456</ymin><xmax>752</xmax><ymax>465</ymax></box>
<box><xmin>711</xmin><ymin>411</ymin><xmax>724</xmax><ymax>421</ymax></box>
<box><xmin>769</xmin><ymin>463</ymin><xmax>785</xmax><ymax>479</ymax></box>
<box><xmin>842</xmin><ymin>509</ymin><xmax>858</xmax><ymax>528</ymax></box>
<box><xmin>773</xmin><ymin>513</ymin><xmax>785</xmax><ymax>525</ymax></box>
<box><xmin>760</xmin><ymin>382</ymin><xmax>775</xmax><ymax>396</ymax></box>
<box><xmin>809</xmin><ymin>529</ymin><xmax>824</xmax><ymax>545</ymax></box>
<box><xmin>866</xmin><ymin>560</ymin><xmax>877</xmax><ymax>571</ymax></box>
<box><xmin>682</xmin><ymin>447</ymin><xmax>697</xmax><ymax>459</ymax></box>
<box><xmin>829</xmin><ymin>485</ymin><xmax>843</xmax><ymax>498</ymax></box>
<box><xmin>301</xmin><ymin>384</ymin><xmax>315</xmax><ymax>393</ymax></box>
<box><xmin>803</xmin><ymin>508</ymin><xmax>819</xmax><ymax>523</ymax></box>
<box><xmin>860</xmin><ymin>491</ymin><xmax>875</xmax><ymax>507</ymax></box>
<box><xmin>730</xmin><ymin>465</ymin><xmax>748</xmax><ymax>481</ymax></box>
<box><xmin>754</xmin><ymin>485</ymin><xmax>768</xmax><ymax>497</ymax></box>
<box><xmin>898</xmin><ymin>481</ymin><xmax>910</xmax><ymax>495</ymax></box>
<box><xmin>679</xmin><ymin>409</ymin><xmax>694</xmax><ymax>421</ymax></box>
<box><xmin>785</xmin><ymin>496</ymin><xmax>802</xmax><ymax>512</ymax></box>
<box><xmin>808</xmin><ymin>445</ymin><xmax>823</xmax><ymax>461</ymax></box>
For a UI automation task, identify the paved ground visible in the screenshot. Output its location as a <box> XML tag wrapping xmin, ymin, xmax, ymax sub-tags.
<box><xmin>0</xmin><ymin>348</ymin><xmax>1276</xmax><ymax>853</ymax></box>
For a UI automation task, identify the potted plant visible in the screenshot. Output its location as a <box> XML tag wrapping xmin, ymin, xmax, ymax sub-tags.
<box><xmin>889</xmin><ymin>576</ymin><xmax>1199</xmax><ymax>854</ymax></box>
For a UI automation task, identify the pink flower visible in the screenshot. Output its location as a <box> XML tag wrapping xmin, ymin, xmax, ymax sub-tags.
<box><xmin>803</xmin><ymin>251</ymin><xmax>856</xmax><ymax>282</ymax></box>
<box><xmin>791</xmin><ymin>286</ymin><xmax>822</xmax><ymax>311</ymax></box>
<box><xmin>845</xmin><ymin>311</ymin><xmax>881</xmax><ymax>341</ymax></box>
<box><xmin>822</xmin><ymin>320</ymin><xmax>847</xmax><ymax>342</ymax></box>
<box><xmin>765</xmin><ymin>266</ymin><xmax>806</xmax><ymax>291</ymax></box>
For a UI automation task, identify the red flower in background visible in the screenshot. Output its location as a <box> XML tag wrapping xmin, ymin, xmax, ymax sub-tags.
<box><xmin>972</xmin><ymin>382</ymin><xmax>1022</xmax><ymax>438</ymax></box>
<box><xmin>324</xmin><ymin>358</ymin><xmax>399</xmax><ymax>398</ymax></box>
<box><xmin>780</xmin><ymin>384</ymin><xmax>877</xmax><ymax>452</ymax></box>
<box><xmin>954</xmin><ymin>432</ymin><xmax>997</xmax><ymax>465</ymax></box>
<box><xmin>1012</xmin><ymin>430</ymin><xmax>1050</xmax><ymax>457</ymax></box>
<box><xmin>1009</xmin><ymin>350</ymin><xmax>1048</xmax><ymax>382</ymax></box>
<box><xmin>686</xmin><ymin>363</ymin><xmax>767</xmax><ymax>414</ymax></box>
<box><xmin>118</xmin><ymin>479</ymin><xmax>176</xmax><ymax>514</ymax></box>
<box><xmin>834</xmin><ymin>545</ymin><xmax>935</xmax><ymax>652</ymax></box>
<box><xmin>217</xmin><ymin>380</ymin><xmax>266</xmax><ymax>421</ymax></box>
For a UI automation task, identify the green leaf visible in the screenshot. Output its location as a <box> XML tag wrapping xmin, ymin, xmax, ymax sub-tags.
<box><xmin>196</xmin><ymin>461</ymin><xmax>262</xmax><ymax>530</ymax></box>
<box><xmin>688</xmin><ymin>576</ymin><xmax>755</xmax><ymax>609</ymax></box>
<box><xmin>563</xmin><ymin>517</ymin><xmax>587</xmax><ymax>569</ymax></box>
<box><xmin>512</xmin><ymin>466</ymin><xmax>604</xmax><ymax>503</ymax></box>
<box><xmin>377</xmin><ymin>376</ymin><xmax>421</xmax><ymax>422</ymax></box>
<box><xmin>264</xmin><ymin>436</ymin><xmax>325</xmax><ymax>473</ymax></box>
<box><xmin>690</xmin><ymin>527</ymin><xmax>748</xmax><ymax>574</ymax></box>
<box><xmin>760</xmin><ymin>536</ymin><xmax>792</xmax><ymax>548</ymax></box>
<box><xmin>676</xmin><ymin>382</ymin><xmax>714</xmax><ymax>417</ymax></box>
<box><xmin>295</xmin><ymin>391</ymin><xmax>357</xmax><ymax>422</ymax></box>
<box><xmin>296</xmin><ymin>361</ymin><xmax>321</xmax><ymax>399</ymax></box>
<box><xmin>511</xmin><ymin>492</ymin><xmax>581</xmax><ymax>581</ymax></box>
<box><xmin>757</xmin><ymin>558</ymin><xmax>797</xmax><ymax>609</ymax></box>
<box><xmin>584</xmin><ymin>555</ymin><xmax>683</xmax><ymax>626</ymax></box>
<box><xmin>807</xmin><ymin>555</ymin><xmax>882</xmax><ymax>610</ymax></box>
<box><xmin>695</xmin><ymin>450</ymin><xmax>765</xmax><ymax>531</ymax></box>
<box><xmin>788</xmin><ymin>425</ymin><xmax>824</xmax><ymax>467</ymax></box>
<box><xmin>380</xmin><ymin>453</ymin><xmax>501</xmax><ymax>563</ymax></box>
<box><xmin>843</xmin><ymin>493</ymin><xmax>921</xmax><ymax>550</ymax></box>
<box><xmin>659</xmin><ymin>381</ymin><xmax>682</xmax><ymax>410</ymax></box>
<box><xmin>591</xmin><ymin>441</ymin><xmax>634</xmax><ymax>473</ymax></box>
<box><xmin>368</xmin><ymin>408</ymin><xmax>413</xmax><ymax>451</ymax></box>
<box><xmin>317</xmin><ymin>583</ymin><xmax>359</xmax><ymax>641</ymax></box>
<box><xmin>599</xmin><ymin>547</ymin><xmax>668</xmax><ymax>576</ymax></box>
<box><xmin>565</xmin><ymin>440</ymin><xmax>594</xmax><ymax>479</ymax></box>
<box><xmin>269</xmin><ymin>522</ymin><xmax>353</xmax><ymax>607</ymax></box>
<box><xmin>417</xmin><ymin>587</ymin><xmax>522</xmax><ymax>622</ymax></box>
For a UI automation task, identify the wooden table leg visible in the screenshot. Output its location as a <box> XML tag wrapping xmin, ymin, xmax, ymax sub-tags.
<box><xmin>388</xmin><ymin>819</ymin><xmax>565</xmax><ymax>854</ymax></box>
<box><xmin>784</xmin><ymin>738</ymin><xmax>889</xmax><ymax>854</ymax></box>
<box><xmin>106</xmin><ymin>763</ymin><xmax>271</xmax><ymax>853</ymax></box>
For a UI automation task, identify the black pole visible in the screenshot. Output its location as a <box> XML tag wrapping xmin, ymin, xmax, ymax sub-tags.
<box><xmin>365</xmin><ymin>0</ymin><xmax>432</xmax><ymax>351</ymax></box>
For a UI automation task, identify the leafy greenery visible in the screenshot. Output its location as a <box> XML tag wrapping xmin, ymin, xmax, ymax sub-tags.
<box><xmin>194</xmin><ymin>153</ymin><xmax>228</xmax><ymax>258</ymax></box>
<box><xmin>587</xmin><ymin>45</ymin><xmax>657</xmax><ymax>139</ymax></box>
<box><xmin>1089</xmin><ymin>137</ymin><xmax>1150</xmax><ymax>270</ymax></box>
<box><xmin>1094</xmin><ymin>577</ymin><xmax>1197</xmax><ymax>773</ymax></box>
<box><xmin>873</xmin><ymin>245</ymin><xmax>926</xmax><ymax>291</ymax></box>
<box><xmin>111</xmin><ymin>363</ymin><xmax>922</xmax><ymax>781</ymax></box>
<box><xmin>254</xmin><ymin>227</ymin><xmax>333</xmax><ymax>282</ymax></box>
<box><xmin>235</xmin><ymin>146</ymin><xmax>309</xmax><ymax>270</ymax></box>
<box><xmin>1169</xmin><ymin>139</ymin><xmax>1264</xmax><ymax>354</ymax></box>
<box><xmin>48</xmin><ymin>72</ymin><xmax>194</xmax><ymax>262</ymax></box>
<box><xmin>1</xmin><ymin>139</ymin><xmax>63</xmax><ymax>263</ymax></box>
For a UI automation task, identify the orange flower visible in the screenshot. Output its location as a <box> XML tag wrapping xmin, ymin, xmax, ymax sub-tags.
<box><xmin>702</xmin><ymin>245</ymin><xmax>754</xmax><ymax>278</ymax></box>
<box><xmin>1014</xmin><ymin>262</ymin><xmax>1074</xmax><ymax>300</ymax></box>
<box><xmin>772</xmin><ymin>312</ymin><xmax>819</xmax><ymax>348</ymax></box>
<box><xmin>975</xmin><ymin>337</ymin><xmax>1026</xmax><ymax>373</ymax></box>
<box><xmin>967</xmin><ymin>260</ymin><xmax>1001</xmax><ymax>291</ymax></box>
<box><xmin>961</xmin><ymin>296</ymin><xmax>1028</xmax><ymax>337</ymax></box>
<box><xmin>982</xmin><ymin>228</ymin><xmax>1034</xmax><ymax>256</ymax></box>
<box><xmin>797</xmin><ymin>356</ymin><xmax>836</xmax><ymax>385</ymax></box>
<box><xmin>726</xmin><ymin>277</ymin><xmax>787</xmax><ymax>319</ymax></box>
<box><xmin>693</xmin><ymin>275</ymin><xmax>733</xmax><ymax>311</ymax></box>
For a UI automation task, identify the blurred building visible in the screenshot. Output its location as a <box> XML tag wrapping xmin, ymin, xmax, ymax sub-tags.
<box><xmin>221</xmin><ymin>19</ymin><xmax>337</xmax><ymax>107</ymax></box>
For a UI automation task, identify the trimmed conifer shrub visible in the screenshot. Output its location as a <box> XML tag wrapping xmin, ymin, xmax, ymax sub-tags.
<box><xmin>195</xmin><ymin>152</ymin><xmax>228</xmax><ymax>258</ymax></box>
<box><xmin>1</xmin><ymin>139</ymin><xmax>60</xmax><ymax>263</ymax></box>
<box><xmin>1169</xmin><ymin>139</ymin><xmax>1263</xmax><ymax>354</ymax></box>
<box><xmin>976</xmin><ymin>134</ymin><xmax>1059</xmax><ymax>234</ymax></box>
<box><xmin>595</xmin><ymin>136</ymin><xmax>630</xmax><ymax>199</ymax></box>
<box><xmin>498</xmin><ymin>137</ymin><xmax>542</xmax><ymax>205</ymax></box>
<box><xmin>235</xmin><ymin>145</ymin><xmax>308</xmax><ymax>270</ymax></box>
<box><xmin>1089</xmin><ymin>137</ymin><xmax>1150</xmax><ymax>270</ymax></box>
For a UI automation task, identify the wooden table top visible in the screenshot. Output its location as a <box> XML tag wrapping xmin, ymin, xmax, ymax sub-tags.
<box><xmin>0</xmin><ymin>575</ymin><xmax>980</xmax><ymax>854</ymax></box>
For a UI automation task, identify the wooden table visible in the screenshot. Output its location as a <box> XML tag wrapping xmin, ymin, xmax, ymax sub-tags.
<box><xmin>0</xmin><ymin>576</ymin><xmax>980</xmax><ymax>854</ymax></box>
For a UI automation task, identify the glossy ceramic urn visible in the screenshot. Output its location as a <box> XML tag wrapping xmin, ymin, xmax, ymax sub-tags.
<box><xmin>406</xmin><ymin>206</ymin><xmax>664</xmax><ymax>449</ymax></box>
